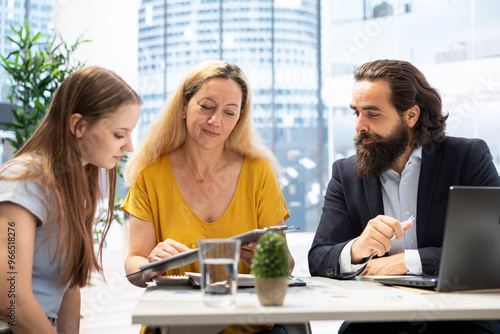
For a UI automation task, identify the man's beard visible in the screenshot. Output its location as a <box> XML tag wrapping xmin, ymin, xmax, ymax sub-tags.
<box><xmin>354</xmin><ymin>119</ymin><xmax>410</xmax><ymax>178</ymax></box>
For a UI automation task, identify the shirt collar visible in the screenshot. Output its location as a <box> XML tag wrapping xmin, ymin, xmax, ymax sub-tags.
<box><xmin>382</xmin><ymin>146</ymin><xmax>422</xmax><ymax>179</ymax></box>
<box><xmin>410</xmin><ymin>146</ymin><xmax>423</xmax><ymax>160</ymax></box>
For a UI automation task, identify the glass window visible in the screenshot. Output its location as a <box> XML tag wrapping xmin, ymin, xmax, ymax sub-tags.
<box><xmin>324</xmin><ymin>0</ymin><xmax>500</xmax><ymax>180</ymax></box>
<box><xmin>1</xmin><ymin>0</ymin><xmax>499</xmax><ymax>232</ymax></box>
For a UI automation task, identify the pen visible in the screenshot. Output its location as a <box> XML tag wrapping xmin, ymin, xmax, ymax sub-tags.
<box><xmin>367</xmin><ymin>215</ymin><xmax>416</xmax><ymax>260</ymax></box>
<box><xmin>390</xmin><ymin>215</ymin><xmax>416</xmax><ymax>241</ymax></box>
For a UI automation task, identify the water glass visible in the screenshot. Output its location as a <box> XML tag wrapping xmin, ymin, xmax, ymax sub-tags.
<box><xmin>198</xmin><ymin>238</ymin><xmax>241</xmax><ymax>307</ymax></box>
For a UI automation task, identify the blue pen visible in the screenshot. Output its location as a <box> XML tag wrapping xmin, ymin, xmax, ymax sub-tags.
<box><xmin>367</xmin><ymin>215</ymin><xmax>416</xmax><ymax>260</ymax></box>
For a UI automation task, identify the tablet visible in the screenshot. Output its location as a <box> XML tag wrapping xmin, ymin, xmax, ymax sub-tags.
<box><xmin>126</xmin><ymin>225</ymin><xmax>299</xmax><ymax>278</ymax></box>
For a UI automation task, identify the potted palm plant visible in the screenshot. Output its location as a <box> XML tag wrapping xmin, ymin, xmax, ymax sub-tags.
<box><xmin>0</xmin><ymin>20</ymin><xmax>88</xmax><ymax>152</ymax></box>
<box><xmin>251</xmin><ymin>231</ymin><xmax>290</xmax><ymax>306</ymax></box>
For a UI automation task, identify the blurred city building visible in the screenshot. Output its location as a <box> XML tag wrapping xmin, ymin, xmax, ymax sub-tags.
<box><xmin>0</xmin><ymin>0</ymin><xmax>52</xmax><ymax>100</ymax></box>
<box><xmin>0</xmin><ymin>0</ymin><xmax>53</xmax><ymax>161</ymax></box>
<box><xmin>137</xmin><ymin>0</ymin><xmax>323</xmax><ymax>231</ymax></box>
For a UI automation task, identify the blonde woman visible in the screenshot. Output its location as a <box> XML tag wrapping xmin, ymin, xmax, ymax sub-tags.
<box><xmin>0</xmin><ymin>66</ymin><xmax>141</xmax><ymax>333</ymax></box>
<box><xmin>123</xmin><ymin>60</ymin><xmax>293</xmax><ymax>334</ymax></box>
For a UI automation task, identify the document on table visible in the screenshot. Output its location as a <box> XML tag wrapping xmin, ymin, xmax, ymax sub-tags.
<box><xmin>284</xmin><ymin>278</ymin><xmax>428</xmax><ymax>307</ymax></box>
<box><xmin>140</xmin><ymin>277</ymin><xmax>427</xmax><ymax>306</ymax></box>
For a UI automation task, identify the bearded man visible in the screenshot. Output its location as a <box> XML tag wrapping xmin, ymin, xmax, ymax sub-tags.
<box><xmin>308</xmin><ymin>59</ymin><xmax>500</xmax><ymax>333</ymax></box>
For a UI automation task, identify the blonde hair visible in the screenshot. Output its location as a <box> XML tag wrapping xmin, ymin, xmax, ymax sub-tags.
<box><xmin>125</xmin><ymin>60</ymin><xmax>275</xmax><ymax>185</ymax></box>
<box><xmin>2</xmin><ymin>66</ymin><xmax>142</xmax><ymax>288</ymax></box>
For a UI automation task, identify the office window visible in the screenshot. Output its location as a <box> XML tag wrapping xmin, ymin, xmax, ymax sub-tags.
<box><xmin>136</xmin><ymin>0</ymin><xmax>320</xmax><ymax>231</ymax></box>
<box><xmin>2</xmin><ymin>0</ymin><xmax>499</xmax><ymax>232</ymax></box>
<box><xmin>324</xmin><ymin>0</ymin><xmax>500</xmax><ymax>176</ymax></box>
<box><xmin>133</xmin><ymin>0</ymin><xmax>500</xmax><ymax>232</ymax></box>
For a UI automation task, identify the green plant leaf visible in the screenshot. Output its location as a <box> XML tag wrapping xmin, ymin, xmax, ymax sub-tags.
<box><xmin>251</xmin><ymin>232</ymin><xmax>290</xmax><ymax>279</ymax></box>
<box><xmin>1</xmin><ymin>19</ymin><xmax>89</xmax><ymax>150</ymax></box>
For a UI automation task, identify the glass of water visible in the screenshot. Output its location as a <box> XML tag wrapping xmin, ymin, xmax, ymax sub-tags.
<box><xmin>198</xmin><ymin>238</ymin><xmax>241</xmax><ymax>307</ymax></box>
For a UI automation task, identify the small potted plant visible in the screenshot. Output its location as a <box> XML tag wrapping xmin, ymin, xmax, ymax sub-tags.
<box><xmin>251</xmin><ymin>231</ymin><xmax>290</xmax><ymax>306</ymax></box>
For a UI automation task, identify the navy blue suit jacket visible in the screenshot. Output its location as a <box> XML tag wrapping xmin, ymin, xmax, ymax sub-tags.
<box><xmin>308</xmin><ymin>136</ymin><xmax>500</xmax><ymax>279</ymax></box>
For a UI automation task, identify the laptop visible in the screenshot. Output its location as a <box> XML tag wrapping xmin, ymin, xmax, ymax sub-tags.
<box><xmin>375</xmin><ymin>186</ymin><xmax>500</xmax><ymax>292</ymax></box>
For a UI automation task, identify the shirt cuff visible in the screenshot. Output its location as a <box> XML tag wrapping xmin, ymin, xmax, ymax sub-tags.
<box><xmin>404</xmin><ymin>249</ymin><xmax>423</xmax><ymax>275</ymax></box>
<box><xmin>339</xmin><ymin>238</ymin><xmax>367</xmax><ymax>275</ymax></box>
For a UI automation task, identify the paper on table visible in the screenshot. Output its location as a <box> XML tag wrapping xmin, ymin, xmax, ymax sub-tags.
<box><xmin>185</xmin><ymin>272</ymin><xmax>307</xmax><ymax>288</ymax></box>
<box><xmin>286</xmin><ymin>278</ymin><xmax>427</xmax><ymax>307</ymax></box>
<box><xmin>153</xmin><ymin>275</ymin><xmax>190</xmax><ymax>286</ymax></box>
<box><xmin>185</xmin><ymin>272</ymin><xmax>255</xmax><ymax>288</ymax></box>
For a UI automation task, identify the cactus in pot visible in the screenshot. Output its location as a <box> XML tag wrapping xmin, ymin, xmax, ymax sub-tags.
<box><xmin>251</xmin><ymin>231</ymin><xmax>290</xmax><ymax>306</ymax></box>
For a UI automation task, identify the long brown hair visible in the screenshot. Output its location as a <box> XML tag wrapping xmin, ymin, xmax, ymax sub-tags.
<box><xmin>125</xmin><ymin>60</ymin><xmax>275</xmax><ymax>185</ymax></box>
<box><xmin>354</xmin><ymin>59</ymin><xmax>448</xmax><ymax>146</ymax></box>
<box><xmin>10</xmin><ymin>66</ymin><xmax>142</xmax><ymax>288</ymax></box>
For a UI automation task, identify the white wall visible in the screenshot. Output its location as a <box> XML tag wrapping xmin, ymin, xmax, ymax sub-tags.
<box><xmin>52</xmin><ymin>0</ymin><xmax>140</xmax><ymax>90</ymax></box>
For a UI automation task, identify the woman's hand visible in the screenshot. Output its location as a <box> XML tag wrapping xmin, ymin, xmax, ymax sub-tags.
<box><xmin>148</xmin><ymin>238</ymin><xmax>191</xmax><ymax>262</ymax></box>
<box><xmin>125</xmin><ymin>216</ymin><xmax>191</xmax><ymax>288</ymax></box>
<box><xmin>240</xmin><ymin>242</ymin><xmax>257</xmax><ymax>267</ymax></box>
<box><xmin>140</xmin><ymin>239</ymin><xmax>192</xmax><ymax>283</ymax></box>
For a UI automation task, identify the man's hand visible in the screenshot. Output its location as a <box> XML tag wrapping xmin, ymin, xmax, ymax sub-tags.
<box><xmin>360</xmin><ymin>253</ymin><xmax>409</xmax><ymax>276</ymax></box>
<box><xmin>351</xmin><ymin>215</ymin><xmax>413</xmax><ymax>264</ymax></box>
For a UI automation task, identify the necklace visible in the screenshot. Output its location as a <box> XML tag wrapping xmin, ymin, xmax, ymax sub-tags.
<box><xmin>183</xmin><ymin>148</ymin><xmax>224</xmax><ymax>184</ymax></box>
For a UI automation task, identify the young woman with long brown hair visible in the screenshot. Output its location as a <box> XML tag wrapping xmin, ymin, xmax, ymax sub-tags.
<box><xmin>0</xmin><ymin>66</ymin><xmax>141</xmax><ymax>333</ymax></box>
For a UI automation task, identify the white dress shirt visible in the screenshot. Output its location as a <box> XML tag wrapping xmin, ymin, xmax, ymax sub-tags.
<box><xmin>340</xmin><ymin>146</ymin><xmax>423</xmax><ymax>275</ymax></box>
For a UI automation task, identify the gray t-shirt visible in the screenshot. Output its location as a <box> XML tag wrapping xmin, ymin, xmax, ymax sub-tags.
<box><xmin>0</xmin><ymin>160</ymin><xmax>69</xmax><ymax>319</ymax></box>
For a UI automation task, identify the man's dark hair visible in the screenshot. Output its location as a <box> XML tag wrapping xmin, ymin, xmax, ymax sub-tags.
<box><xmin>354</xmin><ymin>59</ymin><xmax>448</xmax><ymax>146</ymax></box>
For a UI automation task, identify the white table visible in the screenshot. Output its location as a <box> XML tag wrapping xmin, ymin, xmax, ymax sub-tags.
<box><xmin>132</xmin><ymin>276</ymin><xmax>500</xmax><ymax>333</ymax></box>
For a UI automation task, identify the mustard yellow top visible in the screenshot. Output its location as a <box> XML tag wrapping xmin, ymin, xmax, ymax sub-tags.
<box><xmin>121</xmin><ymin>153</ymin><xmax>289</xmax><ymax>276</ymax></box>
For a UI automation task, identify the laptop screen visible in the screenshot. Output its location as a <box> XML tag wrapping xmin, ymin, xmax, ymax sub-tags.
<box><xmin>376</xmin><ymin>186</ymin><xmax>500</xmax><ymax>292</ymax></box>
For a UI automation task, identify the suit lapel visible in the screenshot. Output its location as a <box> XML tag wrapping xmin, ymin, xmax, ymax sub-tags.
<box><xmin>417</xmin><ymin>142</ymin><xmax>442</xmax><ymax>244</ymax></box>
